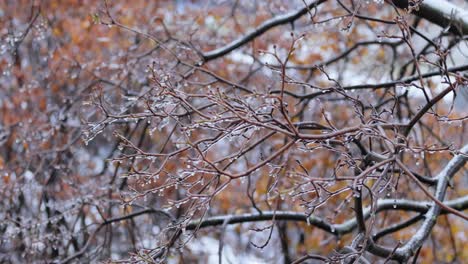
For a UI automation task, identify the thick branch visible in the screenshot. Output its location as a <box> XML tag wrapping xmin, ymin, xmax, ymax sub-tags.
<box><xmin>201</xmin><ymin>0</ymin><xmax>327</xmax><ymax>61</ymax></box>
<box><xmin>392</xmin><ymin>0</ymin><xmax>468</xmax><ymax>35</ymax></box>
<box><xmin>185</xmin><ymin>196</ymin><xmax>468</xmax><ymax>236</ymax></box>
<box><xmin>368</xmin><ymin>144</ymin><xmax>468</xmax><ymax>261</ymax></box>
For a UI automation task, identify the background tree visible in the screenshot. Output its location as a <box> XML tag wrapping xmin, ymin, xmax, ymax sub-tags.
<box><xmin>0</xmin><ymin>0</ymin><xmax>467</xmax><ymax>263</ymax></box>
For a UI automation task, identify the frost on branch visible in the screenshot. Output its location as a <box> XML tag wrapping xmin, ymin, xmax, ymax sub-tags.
<box><xmin>1</xmin><ymin>0</ymin><xmax>467</xmax><ymax>263</ymax></box>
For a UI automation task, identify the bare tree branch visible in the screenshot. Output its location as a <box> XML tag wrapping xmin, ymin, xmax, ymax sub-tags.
<box><xmin>185</xmin><ymin>196</ymin><xmax>468</xmax><ymax>236</ymax></box>
<box><xmin>392</xmin><ymin>0</ymin><xmax>468</xmax><ymax>35</ymax></box>
<box><xmin>201</xmin><ymin>0</ymin><xmax>327</xmax><ymax>61</ymax></box>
